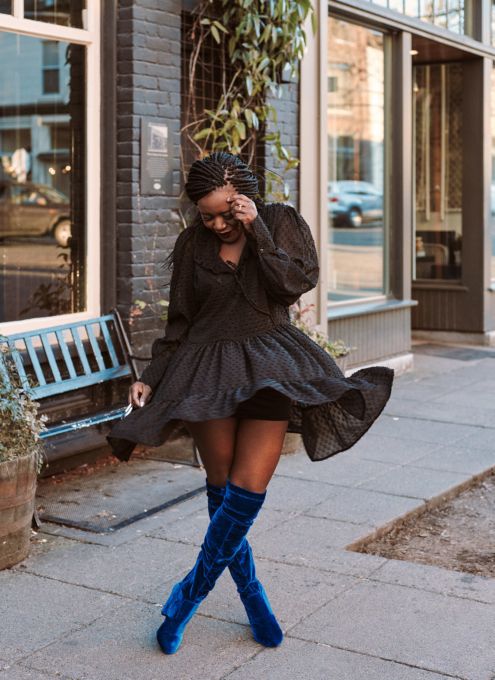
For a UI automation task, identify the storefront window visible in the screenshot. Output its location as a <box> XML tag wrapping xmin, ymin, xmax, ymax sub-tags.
<box><xmin>367</xmin><ymin>0</ymin><xmax>465</xmax><ymax>35</ymax></box>
<box><xmin>0</xmin><ymin>1</ymin><xmax>11</xmax><ymax>15</ymax></box>
<box><xmin>413</xmin><ymin>63</ymin><xmax>463</xmax><ymax>281</ymax></box>
<box><xmin>328</xmin><ymin>18</ymin><xmax>386</xmax><ymax>303</ymax></box>
<box><xmin>491</xmin><ymin>65</ymin><xmax>495</xmax><ymax>282</ymax></box>
<box><xmin>24</xmin><ymin>1</ymin><xmax>86</xmax><ymax>29</ymax></box>
<box><xmin>0</xmin><ymin>33</ymin><xmax>86</xmax><ymax>322</ymax></box>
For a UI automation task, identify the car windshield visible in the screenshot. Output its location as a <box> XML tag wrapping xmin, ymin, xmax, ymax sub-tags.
<box><xmin>40</xmin><ymin>186</ymin><xmax>69</xmax><ymax>204</ymax></box>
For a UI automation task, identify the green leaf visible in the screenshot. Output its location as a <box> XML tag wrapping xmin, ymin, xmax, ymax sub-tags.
<box><xmin>212</xmin><ymin>20</ymin><xmax>229</xmax><ymax>34</ymax></box>
<box><xmin>235</xmin><ymin>120</ymin><xmax>246</xmax><ymax>139</ymax></box>
<box><xmin>193</xmin><ymin>127</ymin><xmax>213</xmax><ymax>141</ymax></box>
<box><xmin>246</xmin><ymin>75</ymin><xmax>253</xmax><ymax>96</ymax></box>
<box><xmin>200</xmin><ymin>18</ymin><xmax>211</xmax><ymax>25</ymax></box>
<box><xmin>211</xmin><ymin>24</ymin><xmax>221</xmax><ymax>44</ymax></box>
<box><xmin>258</xmin><ymin>56</ymin><xmax>270</xmax><ymax>71</ymax></box>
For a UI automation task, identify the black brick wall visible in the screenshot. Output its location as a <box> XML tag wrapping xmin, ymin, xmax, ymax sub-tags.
<box><xmin>116</xmin><ymin>0</ymin><xmax>183</xmax><ymax>361</ymax></box>
<box><xmin>264</xmin><ymin>80</ymin><xmax>300</xmax><ymax>208</ymax></box>
<box><xmin>116</xmin><ymin>1</ymin><xmax>300</xmax><ymax>364</ymax></box>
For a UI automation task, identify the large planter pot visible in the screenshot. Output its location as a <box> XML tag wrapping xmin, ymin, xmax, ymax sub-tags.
<box><xmin>334</xmin><ymin>354</ymin><xmax>349</xmax><ymax>374</ymax></box>
<box><xmin>0</xmin><ymin>451</ymin><xmax>38</xmax><ymax>570</ymax></box>
<box><xmin>281</xmin><ymin>432</ymin><xmax>302</xmax><ymax>455</ymax></box>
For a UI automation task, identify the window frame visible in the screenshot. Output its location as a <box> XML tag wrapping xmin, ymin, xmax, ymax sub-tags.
<box><xmin>326</xmin><ymin>13</ymin><xmax>392</xmax><ymax>311</ymax></box>
<box><xmin>0</xmin><ymin>0</ymin><xmax>100</xmax><ymax>335</ymax></box>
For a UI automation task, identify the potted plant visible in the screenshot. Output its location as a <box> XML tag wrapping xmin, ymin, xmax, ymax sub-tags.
<box><xmin>290</xmin><ymin>302</ymin><xmax>354</xmax><ymax>373</ymax></box>
<box><xmin>0</xmin><ymin>342</ymin><xmax>45</xmax><ymax>570</ymax></box>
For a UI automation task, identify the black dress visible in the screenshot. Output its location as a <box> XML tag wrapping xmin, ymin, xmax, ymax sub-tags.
<box><xmin>108</xmin><ymin>202</ymin><xmax>393</xmax><ymax>462</ymax></box>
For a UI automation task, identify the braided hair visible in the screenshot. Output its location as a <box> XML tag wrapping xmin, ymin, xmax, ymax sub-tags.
<box><xmin>185</xmin><ymin>152</ymin><xmax>262</xmax><ymax>205</ymax></box>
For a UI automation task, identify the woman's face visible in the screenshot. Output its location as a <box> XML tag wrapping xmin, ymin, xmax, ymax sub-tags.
<box><xmin>197</xmin><ymin>185</ymin><xmax>244</xmax><ymax>244</ymax></box>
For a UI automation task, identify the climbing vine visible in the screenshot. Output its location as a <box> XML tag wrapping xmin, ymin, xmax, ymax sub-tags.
<box><xmin>182</xmin><ymin>0</ymin><xmax>316</xmax><ymax>196</ymax></box>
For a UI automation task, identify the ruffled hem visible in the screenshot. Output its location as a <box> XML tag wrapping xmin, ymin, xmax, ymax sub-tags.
<box><xmin>108</xmin><ymin>363</ymin><xmax>393</xmax><ymax>463</ymax></box>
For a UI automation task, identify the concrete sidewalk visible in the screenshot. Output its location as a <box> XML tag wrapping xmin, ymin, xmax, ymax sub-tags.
<box><xmin>1</xmin><ymin>343</ymin><xmax>495</xmax><ymax>680</ymax></box>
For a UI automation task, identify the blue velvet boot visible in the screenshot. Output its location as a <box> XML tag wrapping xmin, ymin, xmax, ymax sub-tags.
<box><xmin>157</xmin><ymin>480</ymin><xmax>266</xmax><ymax>654</ymax></box>
<box><xmin>206</xmin><ymin>481</ymin><xmax>283</xmax><ymax>647</ymax></box>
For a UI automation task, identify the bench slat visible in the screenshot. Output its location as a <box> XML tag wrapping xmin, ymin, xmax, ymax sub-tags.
<box><xmin>39</xmin><ymin>333</ymin><xmax>62</xmax><ymax>383</ymax></box>
<box><xmin>31</xmin><ymin>365</ymin><xmax>132</xmax><ymax>400</ymax></box>
<box><xmin>70</xmin><ymin>326</ymin><xmax>92</xmax><ymax>375</ymax></box>
<box><xmin>0</xmin><ymin>347</ymin><xmax>11</xmax><ymax>387</ymax></box>
<box><xmin>85</xmin><ymin>323</ymin><xmax>106</xmax><ymax>371</ymax></box>
<box><xmin>24</xmin><ymin>336</ymin><xmax>47</xmax><ymax>387</ymax></box>
<box><xmin>7</xmin><ymin>341</ymin><xmax>31</xmax><ymax>391</ymax></box>
<box><xmin>55</xmin><ymin>330</ymin><xmax>77</xmax><ymax>379</ymax></box>
<box><xmin>100</xmin><ymin>319</ymin><xmax>120</xmax><ymax>368</ymax></box>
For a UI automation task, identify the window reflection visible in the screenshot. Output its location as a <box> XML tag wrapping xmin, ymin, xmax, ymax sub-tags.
<box><xmin>0</xmin><ymin>1</ymin><xmax>11</xmax><ymax>14</ymax></box>
<box><xmin>368</xmin><ymin>0</ymin><xmax>465</xmax><ymax>35</ymax></box>
<box><xmin>24</xmin><ymin>0</ymin><xmax>86</xmax><ymax>29</ymax></box>
<box><xmin>328</xmin><ymin>18</ymin><xmax>386</xmax><ymax>303</ymax></box>
<box><xmin>414</xmin><ymin>64</ymin><xmax>463</xmax><ymax>281</ymax></box>
<box><xmin>0</xmin><ymin>33</ymin><xmax>86</xmax><ymax>322</ymax></box>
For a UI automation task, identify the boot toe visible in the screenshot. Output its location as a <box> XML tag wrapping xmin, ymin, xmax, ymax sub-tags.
<box><xmin>156</xmin><ymin>619</ymin><xmax>182</xmax><ymax>654</ymax></box>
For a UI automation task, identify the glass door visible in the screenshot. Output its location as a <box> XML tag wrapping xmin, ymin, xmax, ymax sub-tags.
<box><xmin>413</xmin><ymin>62</ymin><xmax>463</xmax><ymax>282</ymax></box>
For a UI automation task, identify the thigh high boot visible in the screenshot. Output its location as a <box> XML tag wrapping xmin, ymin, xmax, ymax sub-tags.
<box><xmin>157</xmin><ymin>480</ymin><xmax>267</xmax><ymax>654</ymax></box>
<box><xmin>206</xmin><ymin>481</ymin><xmax>283</xmax><ymax>648</ymax></box>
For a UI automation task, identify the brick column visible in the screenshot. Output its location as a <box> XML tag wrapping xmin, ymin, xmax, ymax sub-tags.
<box><xmin>116</xmin><ymin>0</ymin><xmax>183</xmax><ymax>359</ymax></box>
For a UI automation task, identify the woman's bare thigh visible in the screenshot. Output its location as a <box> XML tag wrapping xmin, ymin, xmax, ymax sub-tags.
<box><xmin>184</xmin><ymin>418</ymin><xmax>237</xmax><ymax>487</ymax></box>
<box><xmin>229</xmin><ymin>419</ymin><xmax>289</xmax><ymax>493</ymax></box>
<box><xmin>184</xmin><ymin>417</ymin><xmax>288</xmax><ymax>492</ymax></box>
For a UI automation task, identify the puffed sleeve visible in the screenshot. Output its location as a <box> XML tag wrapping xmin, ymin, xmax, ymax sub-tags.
<box><xmin>245</xmin><ymin>203</ymin><xmax>319</xmax><ymax>306</ymax></box>
<box><xmin>139</xmin><ymin>228</ymin><xmax>197</xmax><ymax>390</ymax></box>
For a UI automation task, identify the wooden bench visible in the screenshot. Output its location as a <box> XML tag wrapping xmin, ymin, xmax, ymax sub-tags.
<box><xmin>0</xmin><ymin>310</ymin><xmax>138</xmax><ymax>441</ymax></box>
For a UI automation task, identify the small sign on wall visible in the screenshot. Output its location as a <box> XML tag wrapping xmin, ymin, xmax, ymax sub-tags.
<box><xmin>140</xmin><ymin>118</ymin><xmax>172</xmax><ymax>194</ymax></box>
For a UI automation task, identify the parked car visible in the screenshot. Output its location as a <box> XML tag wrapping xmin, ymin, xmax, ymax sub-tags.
<box><xmin>0</xmin><ymin>181</ymin><xmax>71</xmax><ymax>246</ymax></box>
<box><xmin>328</xmin><ymin>180</ymin><xmax>383</xmax><ymax>228</ymax></box>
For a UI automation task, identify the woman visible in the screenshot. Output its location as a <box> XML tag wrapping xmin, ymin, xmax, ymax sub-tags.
<box><xmin>109</xmin><ymin>152</ymin><xmax>393</xmax><ymax>654</ymax></box>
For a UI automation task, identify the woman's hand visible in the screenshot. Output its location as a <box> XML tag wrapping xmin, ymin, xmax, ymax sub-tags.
<box><xmin>129</xmin><ymin>381</ymin><xmax>152</xmax><ymax>408</ymax></box>
<box><xmin>227</xmin><ymin>193</ymin><xmax>258</xmax><ymax>233</ymax></box>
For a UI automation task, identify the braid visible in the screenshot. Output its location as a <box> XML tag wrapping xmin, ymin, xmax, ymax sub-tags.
<box><xmin>185</xmin><ymin>152</ymin><xmax>261</xmax><ymax>204</ymax></box>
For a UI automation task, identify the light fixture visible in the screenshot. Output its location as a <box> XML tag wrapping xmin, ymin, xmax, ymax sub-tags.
<box><xmin>410</xmin><ymin>49</ymin><xmax>419</xmax><ymax>56</ymax></box>
<box><xmin>48</xmin><ymin>167</ymin><xmax>56</xmax><ymax>175</ymax></box>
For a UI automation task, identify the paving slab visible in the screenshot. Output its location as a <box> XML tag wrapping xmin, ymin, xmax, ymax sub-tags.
<box><xmin>0</xmin><ymin>571</ymin><xmax>125</xmax><ymax>663</ymax></box>
<box><xmin>386</xmin><ymin>401</ymin><xmax>495</xmax><ymax>429</ymax></box>
<box><xmin>252</xmin><ymin>514</ymin><xmax>387</xmax><ymax>577</ymax></box>
<box><xmin>16</xmin><ymin>534</ymin><xmax>199</xmax><ymax>603</ymax></box>
<box><xmin>201</xmin><ymin>559</ymin><xmax>358</xmax><ymax>629</ymax></box>
<box><xmin>406</xmin><ymin>444</ymin><xmax>495</xmax><ymax>476</ymax></box>
<box><xmin>349</xmin><ymin>433</ymin><xmax>441</xmax><ymax>465</ymax></box>
<box><xmin>370</xmin><ymin>415</ymin><xmax>481</xmax><ymax>444</ymax></box>
<box><xmin>358</xmin><ymin>465</ymin><xmax>469</xmax><ymax>500</ymax></box>
<box><xmin>148</xmin><ymin>506</ymin><xmax>288</xmax><ymax>547</ymax></box>
<box><xmin>304</xmin><ymin>485</ymin><xmax>423</xmax><ymax>527</ymax></box>
<box><xmin>455</xmin><ymin>427</ymin><xmax>495</xmax><ymax>451</ymax></box>
<box><xmin>24</xmin><ymin>601</ymin><xmax>259</xmax><ymax>680</ymax></box>
<box><xmin>276</xmin><ymin>451</ymin><xmax>399</xmax><ymax>487</ymax></box>
<box><xmin>226</xmin><ymin>636</ymin><xmax>454</xmax><ymax>680</ymax></box>
<box><xmin>370</xmin><ymin>558</ymin><xmax>495</xmax><ymax>605</ymax></box>
<box><xmin>291</xmin><ymin>580</ymin><xmax>495</xmax><ymax>680</ymax></box>
<box><xmin>262</xmin><ymin>475</ymin><xmax>341</xmax><ymax>512</ymax></box>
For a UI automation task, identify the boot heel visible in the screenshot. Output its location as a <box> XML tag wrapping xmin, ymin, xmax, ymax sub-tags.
<box><xmin>240</xmin><ymin>582</ymin><xmax>283</xmax><ymax>647</ymax></box>
<box><xmin>157</xmin><ymin>584</ymin><xmax>199</xmax><ymax>654</ymax></box>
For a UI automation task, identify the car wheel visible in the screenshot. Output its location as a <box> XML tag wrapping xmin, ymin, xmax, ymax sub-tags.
<box><xmin>53</xmin><ymin>219</ymin><xmax>71</xmax><ymax>247</ymax></box>
<box><xmin>347</xmin><ymin>207</ymin><xmax>362</xmax><ymax>228</ymax></box>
